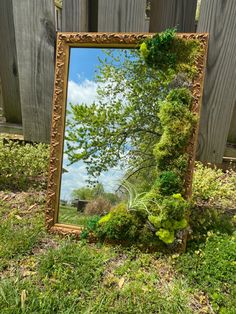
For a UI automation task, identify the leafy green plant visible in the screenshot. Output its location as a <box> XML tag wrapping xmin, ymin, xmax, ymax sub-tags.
<box><xmin>120</xmin><ymin>180</ymin><xmax>149</xmax><ymax>214</ymax></box>
<box><xmin>192</xmin><ymin>162</ymin><xmax>236</xmax><ymax>208</ymax></box>
<box><xmin>0</xmin><ymin>139</ymin><xmax>49</xmax><ymax>191</ymax></box>
<box><xmin>189</xmin><ymin>206</ymin><xmax>235</xmax><ymax>245</ymax></box>
<box><xmin>189</xmin><ymin>162</ymin><xmax>236</xmax><ymax>245</ymax></box>
<box><xmin>176</xmin><ymin>232</ymin><xmax>236</xmax><ymax>313</ymax></box>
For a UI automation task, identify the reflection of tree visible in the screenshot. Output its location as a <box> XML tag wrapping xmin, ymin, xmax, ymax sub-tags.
<box><xmin>66</xmin><ymin>49</ymin><xmax>175</xmax><ymax>186</ymax></box>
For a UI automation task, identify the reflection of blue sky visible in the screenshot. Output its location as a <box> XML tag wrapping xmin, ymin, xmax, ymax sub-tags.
<box><xmin>60</xmin><ymin>48</ymin><xmax>129</xmax><ymax>200</ymax></box>
<box><xmin>68</xmin><ymin>48</ymin><xmax>105</xmax><ymax>83</ymax></box>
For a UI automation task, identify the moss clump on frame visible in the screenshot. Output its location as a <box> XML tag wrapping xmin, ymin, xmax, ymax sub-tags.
<box><xmin>140</xmin><ymin>28</ymin><xmax>201</xmax><ymax>78</ymax></box>
<box><xmin>91</xmin><ymin>30</ymin><xmax>202</xmax><ymax>247</ymax></box>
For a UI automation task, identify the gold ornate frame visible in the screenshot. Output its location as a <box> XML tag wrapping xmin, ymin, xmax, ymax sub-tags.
<box><xmin>46</xmin><ymin>32</ymin><xmax>208</xmax><ymax>238</ymax></box>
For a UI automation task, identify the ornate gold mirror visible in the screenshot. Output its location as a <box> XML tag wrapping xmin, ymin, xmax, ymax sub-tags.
<box><xmin>46</xmin><ymin>32</ymin><xmax>208</xmax><ymax>248</ymax></box>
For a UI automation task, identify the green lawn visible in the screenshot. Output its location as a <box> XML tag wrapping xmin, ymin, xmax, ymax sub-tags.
<box><xmin>58</xmin><ymin>204</ymin><xmax>97</xmax><ymax>226</ymax></box>
<box><xmin>0</xmin><ymin>190</ymin><xmax>235</xmax><ymax>313</ymax></box>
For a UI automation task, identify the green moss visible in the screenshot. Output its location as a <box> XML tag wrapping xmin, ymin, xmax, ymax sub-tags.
<box><xmin>140</xmin><ymin>29</ymin><xmax>201</xmax><ymax>78</ymax></box>
<box><xmin>166</xmin><ymin>88</ymin><xmax>192</xmax><ymax>106</ymax></box>
<box><xmin>98</xmin><ymin>212</ymin><xmax>112</xmax><ymax>224</ymax></box>
<box><xmin>140</xmin><ymin>29</ymin><xmax>177</xmax><ymax>71</ymax></box>
<box><xmin>90</xmin><ymin>31</ymin><xmax>202</xmax><ymax>247</ymax></box>
<box><xmin>154</xmin><ymin>171</ymin><xmax>183</xmax><ymax>196</ymax></box>
<box><xmin>154</xmin><ymin>88</ymin><xmax>196</xmax><ymax>176</ymax></box>
<box><xmin>95</xmin><ymin>203</ymin><xmax>143</xmax><ymax>242</ymax></box>
<box><xmin>148</xmin><ymin>215</ymin><xmax>162</xmax><ymax>229</ymax></box>
<box><xmin>156</xmin><ymin>228</ymin><xmax>175</xmax><ymax>244</ymax></box>
<box><xmin>173</xmin><ymin>218</ymin><xmax>188</xmax><ymax>230</ymax></box>
<box><xmin>161</xmin><ymin>194</ymin><xmax>189</xmax><ymax>221</ymax></box>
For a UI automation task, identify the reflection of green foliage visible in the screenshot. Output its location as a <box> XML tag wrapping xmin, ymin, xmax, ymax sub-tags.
<box><xmin>71</xmin><ymin>187</ymin><xmax>94</xmax><ymax>200</ymax></box>
<box><xmin>59</xmin><ymin>205</ymin><xmax>97</xmax><ymax>226</ymax></box>
<box><xmin>66</xmin><ymin>47</ymin><xmax>166</xmax><ymax>183</ymax></box>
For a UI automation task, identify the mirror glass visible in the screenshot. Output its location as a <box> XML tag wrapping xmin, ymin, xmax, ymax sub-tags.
<box><xmin>57</xmin><ymin>44</ymin><xmax>196</xmax><ymax>228</ymax></box>
<box><xmin>58</xmin><ymin>47</ymin><xmax>139</xmax><ymax>226</ymax></box>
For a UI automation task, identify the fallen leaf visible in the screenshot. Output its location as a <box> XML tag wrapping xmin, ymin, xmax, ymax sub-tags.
<box><xmin>27</xmin><ymin>204</ymin><xmax>37</xmax><ymax>211</ymax></box>
<box><xmin>21</xmin><ymin>290</ymin><xmax>27</xmax><ymax>309</ymax></box>
<box><xmin>22</xmin><ymin>270</ymin><xmax>37</xmax><ymax>277</ymax></box>
<box><xmin>118</xmin><ymin>277</ymin><xmax>125</xmax><ymax>289</ymax></box>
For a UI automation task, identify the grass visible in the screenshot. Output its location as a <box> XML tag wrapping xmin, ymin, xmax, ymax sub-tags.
<box><xmin>0</xmin><ymin>189</ymin><xmax>235</xmax><ymax>313</ymax></box>
<box><xmin>58</xmin><ymin>204</ymin><xmax>98</xmax><ymax>226</ymax></box>
<box><xmin>0</xmin><ymin>140</ymin><xmax>235</xmax><ymax>313</ymax></box>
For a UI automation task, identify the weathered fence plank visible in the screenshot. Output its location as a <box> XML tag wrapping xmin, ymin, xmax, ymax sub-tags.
<box><xmin>227</xmin><ymin>104</ymin><xmax>236</xmax><ymax>144</ymax></box>
<box><xmin>197</xmin><ymin>0</ymin><xmax>236</xmax><ymax>163</ymax></box>
<box><xmin>0</xmin><ymin>0</ymin><xmax>22</xmax><ymax>124</ymax></box>
<box><xmin>12</xmin><ymin>0</ymin><xmax>56</xmax><ymax>142</ymax></box>
<box><xmin>149</xmin><ymin>0</ymin><xmax>197</xmax><ymax>32</ymax></box>
<box><xmin>0</xmin><ymin>77</ymin><xmax>4</xmax><ymax>123</ymax></box>
<box><xmin>97</xmin><ymin>0</ymin><xmax>146</xmax><ymax>32</ymax></box>
<box><xmin>62</xmin><ymin>0</ymin><xmax>89</xmax><ymax>31</ymax></box>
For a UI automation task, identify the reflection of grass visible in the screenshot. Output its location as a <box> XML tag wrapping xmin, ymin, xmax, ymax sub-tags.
<box><xmin>58</xmin><ymin>205</ymin><xmax>97</xmax><ymax>226</ymax></box>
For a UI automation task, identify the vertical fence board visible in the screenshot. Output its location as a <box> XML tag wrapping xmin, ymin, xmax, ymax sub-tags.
<box><xmin>97</xmin><ymin>0</ymin><xmax>146</xmax><ymax>32</ymax></box>
<box><xmin>0</xmin><ymin>0</ymin><xmax>22</xmax><ymax>124</ymax></box>
<box><xmin>12</xmin><ymin>0</ymin><xmax>55</xmax><ymax>142</ymax></box>
<box><xmin>62</xmin><ymin>0</ymin><xmax>89</xmax><ymax>31</ymax></box>
<box><xmin>0</xmin><ymin>77</ymin><xmax>5</xmax><ymax>122</ymax></box>
<box><xmin>197</xmin><ymin>0</ymin><xmax>236</xmax><ymax>163</ymax></box>
<box><xmin>149</xmin><ymin>0</ymin><xmax>197</xmax><ymax>32</ymax></box>
<box><xmin>227</xmin><ymin>103</ymin><xmax>236</xmax><ymax>144</ymax></box>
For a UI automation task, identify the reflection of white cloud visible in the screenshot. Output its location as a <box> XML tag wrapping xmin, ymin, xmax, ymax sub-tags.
<box><xmin>67</xmin><ymin>79</ymin><xmax>98</xmax><ymax>105</ymax></box>
<box><xmin>67</xmin><ymin>78</ymin><xmax>127</xmax><ymax>108</ymax></box>
<box><xmin>60</xmin><ymin>159</ymin><xmax>125</xmax><ymax>201</ymax></box>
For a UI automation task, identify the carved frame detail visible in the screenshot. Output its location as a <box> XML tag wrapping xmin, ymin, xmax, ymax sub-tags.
<box><xmin>46</xmin><ymin>32</ymin><xmax>208</xmax><ymax>238</ymax></box>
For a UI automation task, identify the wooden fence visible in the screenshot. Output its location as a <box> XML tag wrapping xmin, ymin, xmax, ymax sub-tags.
<box><xmin>0</xmin><ymin>0</ymin><xmax>235</xmax><ymax>164</ymax></box>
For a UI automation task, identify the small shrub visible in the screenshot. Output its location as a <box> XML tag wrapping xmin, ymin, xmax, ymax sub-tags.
<box><xmin>192</xmin><ymin>162</ymin><xmax>236</xmax><ymax>208</ymax></box>
<box><xmin>84</xmin><ymin>197</ymin><xmax>111</xmax><ymax>216</ymax></box>
<box><xmin>0</xmin><ymin>139</ymin><xmax>49</xmax><ymax>191</ymax></box>
<box><xmin>189</xmin><ymin>206</ymin><xmax>234</xmax><ymax>245</ymax></box>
